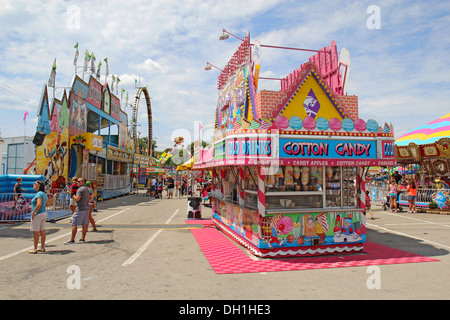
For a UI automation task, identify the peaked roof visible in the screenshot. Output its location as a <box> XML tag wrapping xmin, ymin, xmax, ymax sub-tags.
<box><xmin>269</xmin><ymin>62</ymin><xmax>349</xmax><ymax>120</ymax></box>
<box><xmin>38</xmin><ymin>84</ymin><xmax>49</xmax><ymax>118</ymax></box>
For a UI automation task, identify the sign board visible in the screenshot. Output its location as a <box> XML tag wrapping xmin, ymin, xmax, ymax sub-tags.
<box><xmin>280</xmin><ymin>138</ymin><xmax>376</xmax><ymax>159</ymax></box>
<box><xmin>435</xmin><ymin>190</ymin><xmax>447</xmax><ymax>209</ymax></box>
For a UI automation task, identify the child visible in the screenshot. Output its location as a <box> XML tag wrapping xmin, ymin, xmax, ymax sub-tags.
<box><xmin>13</xmin><ymin>177</ymin><xmax>27</xmax><ymax>209</ymax></box>
<box><xmin>86</xmin><ymin>181</ymin><xmax>98</xmax><ymax>232</ymax></box>
<box><xmin>365</xmin><ymin>190</ymin><xmax>374</xmax><ymax>220</ymax></box>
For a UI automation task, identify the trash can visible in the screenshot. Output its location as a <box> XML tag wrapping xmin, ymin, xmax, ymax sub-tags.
<box><xmin>187</xmin><ymin>197</ymin><xmax>202</xmax><ymax>219</ymax></box>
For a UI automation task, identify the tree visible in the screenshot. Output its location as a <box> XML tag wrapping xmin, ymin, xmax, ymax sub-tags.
<box><xmin>137</xmin><ymin>136</ymin><xmax>149</xmax><ymax>155</ymax></box>
<box><xmin>189</xmin><ymin>140</ymin><xmax>208</xmax><ymax>155</ymax></box>
<box><xmin>137</xmin><ymin>137</ymin><xmax>157</xmax><ymax>156</ymax></box>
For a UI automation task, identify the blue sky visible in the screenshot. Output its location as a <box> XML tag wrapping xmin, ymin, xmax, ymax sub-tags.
<box><xmin>0</xmin><ymin>0</ymin><xmax>449</xmax><ymax>150</ymax></box>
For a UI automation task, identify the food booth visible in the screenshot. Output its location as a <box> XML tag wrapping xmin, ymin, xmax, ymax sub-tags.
<box><xmin>194</xmin><ymin>35</ymin><xmax>396</xmax><ymax>258</ymax></box>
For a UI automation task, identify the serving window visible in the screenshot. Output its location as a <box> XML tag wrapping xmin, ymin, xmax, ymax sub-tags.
<box><xmin>262</xmin><ymin>165</ymin><xmax>357</xmax><ymax>211</ymax></box>
<box><xmin>210</xmin><ymin>165</ymin><xmax>358</xmax><ymax>211</ymax></box>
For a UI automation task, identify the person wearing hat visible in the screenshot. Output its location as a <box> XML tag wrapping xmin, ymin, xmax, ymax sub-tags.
<box><xmin>166</xmin><ymin>175</ymin><xmax>174</xmax><ymax>199</ymax></box>
<box><xmin>86</xmin><ymin>181</ymin><xmax>98</xmax><ymax>232</ymax></box>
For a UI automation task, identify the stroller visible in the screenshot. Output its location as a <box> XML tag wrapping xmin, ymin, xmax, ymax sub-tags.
<box><xmin>382</xmin><ymin>191</ymin><xmax>403</xmax><ymax>212</ymax></box>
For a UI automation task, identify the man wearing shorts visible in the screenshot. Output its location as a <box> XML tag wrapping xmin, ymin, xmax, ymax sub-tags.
<box><xmin>65</xmin><ymin>178</ymin><xmax>93</xmax><ymax>244</ymax></box>
<box><xmin>166</xmin><ymin>175</ymin><xmax>174</xmax><ymax>199</ymax></box>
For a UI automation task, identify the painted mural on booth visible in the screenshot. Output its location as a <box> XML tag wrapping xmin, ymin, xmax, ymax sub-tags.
<box><xmin>36</xmin><ymin>90</ymin><xmax>70</xmax><ymax>191</ymax></box>
<box><xmin>212</xmin><ymin>198</ymin><xmax>365</xmax><ymax>249</ymax></box>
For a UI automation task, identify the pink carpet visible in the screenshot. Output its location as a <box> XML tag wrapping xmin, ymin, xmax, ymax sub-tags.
<box><xmin>187</xmin><ymin>220</ymin><xmax>439</xmax><ymax>274</ymax></box>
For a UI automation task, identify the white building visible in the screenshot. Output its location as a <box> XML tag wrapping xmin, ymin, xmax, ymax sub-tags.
<box><xmin>0</xmin><ymin>136</ymin><xmax>35</xmax><ymax>175</ymax></box>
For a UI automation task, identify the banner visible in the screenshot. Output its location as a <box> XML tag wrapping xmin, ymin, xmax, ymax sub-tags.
<box><xmin>48</xmin><ymin>58</ymin><xmax>56</xmax><ymax>88</ymax></box>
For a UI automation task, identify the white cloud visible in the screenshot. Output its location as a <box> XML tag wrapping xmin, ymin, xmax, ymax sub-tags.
<box><xmin>135</xmin><ymin>59</ymin><xmax>169</xmax><ymax>74</ymax></box>
<box><xmin>0</xmin><ymin>0</ymin><xmax>449</xmax><ymax>149</ymax></box>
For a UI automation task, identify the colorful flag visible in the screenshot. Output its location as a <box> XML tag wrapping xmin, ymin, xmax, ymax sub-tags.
<box><xmin>96</xmin><ymin>60</ymin><xmax>102</xmax><ymax>79</ymax></box>
<box><xmin>104</xmin><ymin>58</ymin><xmax>109</xmax><ymax>77</ymax></box>
<box><xmin>90</xmin><ymin>52</ymin><xmax>96</xmax><ymax>73</ymax></box>
<box><xmin>48</xmin><ymin>58</ymin><xmax>56</xmax><ymax>88</ymax></box>
<box><xmin>83</xmin><ymin>50</ymin><xmax>90</xmax><ymax>73</ymax></box>
<box><xmin>23</xmin><ymin>111</ymin><xmax>29</xmax><ymax>125</ymax></box>
<box><xmin>73</xmin><ymin>42</ymin><xmax>79</xmax><ymax>66</ymax></box>
<box><xmin>116</xmin><ymin>76</ymin><xmax>120</xmax><ymax>94</ymax></box>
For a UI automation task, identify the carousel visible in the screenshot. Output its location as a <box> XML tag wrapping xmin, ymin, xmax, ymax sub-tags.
<box><xmin>395</xmin><ymin>113</ymin><xmax>450</xmax><ymax>209</ymax></box>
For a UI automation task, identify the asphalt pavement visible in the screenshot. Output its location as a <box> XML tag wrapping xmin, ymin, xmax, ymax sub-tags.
<box><xmin>0</xmin><ymin>192</ymin><xmax>449</xmax><ymax>301</ymax></box>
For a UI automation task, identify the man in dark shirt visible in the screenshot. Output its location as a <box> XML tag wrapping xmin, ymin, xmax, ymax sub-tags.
<box><xmin>394</xmin><ymin>171</ymin><xmax>402</xmax><ymax>184</ymax></box>
<box><xmin>166</xmin><ymin>175</ymin><xmax>174</xmax><ymax>199</ymax></box>
<box><xmin>65</xmin><ymin>178</ymin><xmax>94</xmax><ymax>244</ymax></box>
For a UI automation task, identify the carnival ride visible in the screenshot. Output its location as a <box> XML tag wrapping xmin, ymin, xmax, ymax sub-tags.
<box><xmin>0</xmin><ymin>174</ymin><xmax>44</xmax><ymax>220</ymax></box>
<box><xmin>395</xmin><ymin>113</ymin><xmax>450</xmax><ymax>210</ymax></box>
<box><xmin>132</xmin><ymin>87</ymin><xmax>153</xmax><ymax>157</ymax></box>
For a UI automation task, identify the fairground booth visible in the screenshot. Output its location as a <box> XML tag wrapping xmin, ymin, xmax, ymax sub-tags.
<box><xmin>35</xmin><ymin>75</ymin><xmax>136</xmax><ymax>200</ymax></box>
<box><xmin>194</xmin><ymin>34</ymin><xmax>396</xmax><ymax>258</ymax></box>
<box><xmin>134</xmin><ymin>154</ymin><xmax>166</xmax><ymax>189</ymax></box>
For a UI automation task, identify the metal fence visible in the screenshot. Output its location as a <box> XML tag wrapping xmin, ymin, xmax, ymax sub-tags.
<box><xmin>0</xmin><ymin>189</ymin><xmax>72</xmax><ymax>223</ymax></box>
<box><xmin>366</xmin><ymin>185</ymin><xmax>448</xmax><ymax>209</ymax></box>
<box><xmin>366</xmin><ymin>184</ymin><xmax>389</xmax><ymax>206</ymax></box>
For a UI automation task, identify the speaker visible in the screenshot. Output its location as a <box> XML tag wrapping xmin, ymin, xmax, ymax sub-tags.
<box><xmin>32</xmin><ymin>131</ymin><xmax>46</xmax><ymax>146</ymax></box>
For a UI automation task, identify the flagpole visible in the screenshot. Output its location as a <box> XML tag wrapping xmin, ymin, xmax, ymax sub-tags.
<box><xmin>23</xmin><ymin>111</ymin><xmax>28</xmax><ymax>154</ymax></box>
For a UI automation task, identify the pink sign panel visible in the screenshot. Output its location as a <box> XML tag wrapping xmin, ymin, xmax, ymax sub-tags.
<box><xmin>86</xmin><ymin>78</ymin><xmax>102</xmax><ymax>109</ymax></box>
<box><xmin>110</xmin><ymin>94</ymin><xmax>121</xmax><ymax>121</ymax></box>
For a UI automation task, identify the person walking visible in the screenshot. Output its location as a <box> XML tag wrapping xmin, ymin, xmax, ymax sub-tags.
<box><xmin>86</xmin><ymin>181</ymin><xmax>98</xmax><ymax>231</ymax></box>
<box><xmin>29</xmin><ymin>180</ymin><xmax>48</xmax><ymax>254</ymax></box>
<box><xmin>166</xmin><ymin>175</ymin><xmax>175</xmax><ymax>199</ymax></box>
<box><xmin>65</xmin><ymin>178</ymin><xmax>93</xmax><ymax>244</ymax></box>
<box><xmin>150</xmin><ymin>176</ymin><xmax>157</xmax><ymax>197</ymax></box>
<box><xmin>365</xmin><ymin>190</ymin><xmax>374</xmax><ymax>220</ymax></box>
<box><xmin>407</xmin><ymin>179</ymin><xmax>417</xmax><ymax>213</ymax></box>
<box><xmin>389</xmin><ymin>179</ymin><xmax>398</xmax><ymax>213</ymax></box>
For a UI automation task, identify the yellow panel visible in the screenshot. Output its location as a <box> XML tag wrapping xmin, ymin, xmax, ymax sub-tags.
<box><xmin>279</xmin><ymin>75</ymin><xmax>343</xmax><ymax>121</ymax></box>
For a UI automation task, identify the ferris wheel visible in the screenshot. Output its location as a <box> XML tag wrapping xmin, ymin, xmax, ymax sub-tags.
<box><xmin>131</xmin><ymin>87</ymin><xmax>153</xmax><ymax>157</ymax></box>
